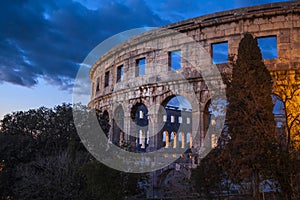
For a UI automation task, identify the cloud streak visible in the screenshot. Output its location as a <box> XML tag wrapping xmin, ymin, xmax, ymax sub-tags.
<box><xmin>0</xmin><ymin>0</ymin><xmax>168</xmax><ymax>90</ymax></box>
<box><xmin>0</xmin><ymin>0</ymin><xmax>290</xmax><ymax>91</ymax></box>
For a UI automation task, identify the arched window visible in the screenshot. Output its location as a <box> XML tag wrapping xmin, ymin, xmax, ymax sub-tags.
<box><xmin>271</xmin><ymin>94</ymin><xmax>285</xmax><ymax>128</ymax></box>
<box><xmin>163</xmin><ymin>131</ymin><xmax>169</xmax><ymax>148</ymax></box>
<box><xmin>211</xmin><ymin>133</ymin><xmax>217</xmax><ymax>148</ymax></box>
<box><xmin>186</xmin><ymin>132</ymin><xmax>193</xmax><ymax>148</ymax></box>
<box><xmin>130</xmin><ymin>103</ymin><xmax>149</xmax><ymax>150</ymax></box>
<box><xmin>139</xmin><ymin>130</ymin><xmax>146</xmax><ymax>149</ymax></box>
<box><xmin>170</xmin><ymin>132</ymin><xmax>177</xmax><ymax>148</ymax></box>
<box><xmin>179</xmin><ymin>132</ymin><xmax>185</xmax><ymax>148</ymax></box>
<box><xmin>272</xmin><ymin>94</ymin><xmax>285</xmax><ymax>115</ymax></box>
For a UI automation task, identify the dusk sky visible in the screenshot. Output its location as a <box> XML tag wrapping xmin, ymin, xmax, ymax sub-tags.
<box><xmin>0</xmin><ymin>0</ymin><xmax>291</xmax><ymax>119</ymax></box>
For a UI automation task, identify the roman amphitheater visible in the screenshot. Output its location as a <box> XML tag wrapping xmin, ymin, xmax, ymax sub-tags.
<box><xmin>88</xmin><ymin>1</ymin><xmax>300</xmax><ymax>197</ymax></box>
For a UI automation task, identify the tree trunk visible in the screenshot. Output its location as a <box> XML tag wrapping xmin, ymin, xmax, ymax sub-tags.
<box><xmin>252</xmin><ymin>171</ymin><xmax>260</xmax><ymax>200</ymax></box>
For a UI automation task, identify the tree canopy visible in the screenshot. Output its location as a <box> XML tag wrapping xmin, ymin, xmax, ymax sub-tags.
<box><xmin>0</xmin><ymin>103</ymin><xmax>143</xmax><ymax>200</ymax></box>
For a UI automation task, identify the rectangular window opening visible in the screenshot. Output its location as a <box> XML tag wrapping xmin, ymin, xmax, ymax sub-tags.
<box><xmin>178</xmin><ymin>116</ymin><xmax>182</xmax><ymax>124</ymax></box>
<box><xmin>136</xmin><ymin>58</ymin><xmax>146</xmax><ymax>76</ymax></box>
<box><xmin>169</xmin><ymin>50</ymin><xmax>181</xmax><ymax>70</ymax></box>
<box><xmin>104</xmin><ymin>71</ymin><xmax>110</xmax><ymax>87</ymax></box>
<box><xmin>139</xmin><ymin>110</ymin><xmax>144</xmax><ymax>119</ymax></box>
<box><xmin>187</xmin><ymin>117</ymin><xmax>191</xmax><ymax>124</ymax></box>
<box><xmin>211</xmin><ymin>42</ymin><xmax>228</xmax><ymax>64</ymax></box>
<box><xmin>257</xmin><ymin>36</ymin><xmax>278</xmax><ymax>60</ymax></box>
<box><xmin>96</xmin><ymin>77</ymin><xmax>100</xmax><ymax>92</ymax></box>
<box><xmin>116</xmin><ymin>65</ymin><xmax>124</xmax><ymax>83</ymax></box>
<box><xmin>171</xmin><ymin>116</ymin><xmax>175</xmax><ymax>123</ymax></box>
<box><xmin>163</xmin><ymin>115</ymin><xmax>167</xmax><ymax>122</ymax></box>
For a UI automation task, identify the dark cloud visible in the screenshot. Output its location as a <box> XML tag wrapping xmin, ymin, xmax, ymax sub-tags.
<box><xmin>0</xmin><ymin>0</ymin><xmax>288</xmax><ymax>91</ymax></box>
<box><xmin>0</xmin><ymin>0</ymin><xmax>168</xmax><ymax>90</ymax></box>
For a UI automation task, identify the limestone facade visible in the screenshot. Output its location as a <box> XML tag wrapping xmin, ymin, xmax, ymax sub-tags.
<box><xmin>89</xmin><ymin>1</ymin><xmax>300</xmax><ymax>156</ymax></box>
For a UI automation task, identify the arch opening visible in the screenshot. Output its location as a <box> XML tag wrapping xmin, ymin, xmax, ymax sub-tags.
<box><xmin>131</xmin><ymin>103</ymin><xmax>149</xmax><ymax>151</ymax></box>
<box><xmin>271</xmin><ymin>94</ymin><xmax>286</xmax><ymax>129</ymax></box>
<box><xmin>159</xmin><ymin>95</ymin><xmax>192</xmax><ymax>149</ymax></box>
<box><xmin>204</xmin><ymin>100</ymin><xmax>219</xmax><ymax>148</ymax></box>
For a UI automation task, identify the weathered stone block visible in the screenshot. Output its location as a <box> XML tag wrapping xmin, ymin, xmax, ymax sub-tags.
<box><xmin>260</xmin><ymin>23</ymin><xmax>274</xmax><ymax>31</ymax></box>
<box><xmin>225</xmin><ymin>28</ymin><xmax>236</xmax><ymax>35</ymax></box>
<box><xmin>272</xmin><ymin>15</ymin><xmax>286</xmax><ymax>22</ymax></box>
<box><xmin>280</xmin><ymin>35</ymin><xmax>290</xmax><ymax>43</ymax></box>
<box><xmin>248</xmin><ymin>24</ymin><xmax>260</xmax><ymax>32</ymax></box>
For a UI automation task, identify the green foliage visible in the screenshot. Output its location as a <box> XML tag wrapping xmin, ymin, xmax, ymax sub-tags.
<box><xmin>0</xmin><ymin>103</ymin><xmax>141</xmax><ymax>200</ymax></box>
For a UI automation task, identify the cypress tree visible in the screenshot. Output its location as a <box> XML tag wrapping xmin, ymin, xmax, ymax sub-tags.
<box><xmin>226</xmin><ymin>33</ymin><xmax>276</xmax><ymax>198</ymax></box>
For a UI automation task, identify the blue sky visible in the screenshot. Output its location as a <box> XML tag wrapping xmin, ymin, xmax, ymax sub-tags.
<box><xmin>0</xmin><ymin>0</ymin><xmax>291</xmax><ymax>119</ymax></box>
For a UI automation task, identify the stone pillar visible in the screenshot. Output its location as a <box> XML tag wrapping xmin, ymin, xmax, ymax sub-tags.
<box><xmin>199</xmin><ymin>110</ymin><xmax>205</xmax><ymax>148</ymax></box>
<box><xmin>147</xmin><ymin>101</ymin><xmax>163</xmax><ymax>152</ymax></box>
<box><xmin>147</xmin><ymin>112</ymin><xmax>156</xmax><ymax>152</ymax></box>
<box><xmin>123</xmin><ymin>103</ymin><xmax>137</xmax><ymax>150</ymax></box>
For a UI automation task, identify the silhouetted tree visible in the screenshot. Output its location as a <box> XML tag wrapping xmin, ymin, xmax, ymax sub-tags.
<box><xmin>225</xmin><ymin>33</ymin><xmax>277</xmax><ymax>199</ymax></box>
<box><xmin>0</xmin><ymin>104</ymin><xmax>140</xmax><ymax>200</ymax></box>
<box><xmin>81</xmin><ymin>161</ymin><xmax>144</xmax><ymax>199</ymax></box>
